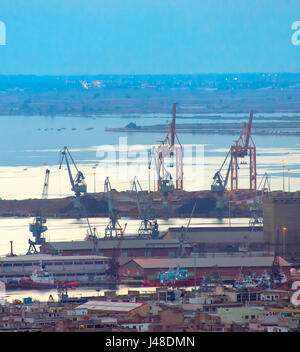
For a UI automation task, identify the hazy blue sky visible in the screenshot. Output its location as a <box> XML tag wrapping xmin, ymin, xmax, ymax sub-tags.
<box><xmin>0</xmin><ymin>0</ymin><xmax>300</xmax><ymax>75</ymax></box>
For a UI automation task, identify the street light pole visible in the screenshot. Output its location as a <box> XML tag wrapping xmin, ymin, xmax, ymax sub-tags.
<box><xmin>288</xmin><ymin>169</ymin><xmax>291</xmax><ymax>192</ymax></box>
<box><xmin>92</xmin><ymin>166</ymin><xmax>97</xmax><ymax>193</ymax></box>
<box><xmin>282</xmin><ymin>227</ymin><xmax>287</xmax><ymax>258</ymax></box>
<box><xmin>228</xmin><ymin>200</ymin><xmax>231</xmax><ymax>227</ymax></box>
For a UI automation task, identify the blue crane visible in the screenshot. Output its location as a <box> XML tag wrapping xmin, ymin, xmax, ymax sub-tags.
<box><xmin>59</xmin><ymin>146</ymin><xmax>87</xmax><ymax>211</ymax></box>
<box><xmin>27</xmin><ymin>169</ymin><xmax>50</xmax><ymax>254</ymax></box>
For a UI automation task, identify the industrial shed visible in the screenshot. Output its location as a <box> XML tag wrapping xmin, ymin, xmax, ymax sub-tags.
<box><xmin>164</xmin><ymin>226</ymin><xmax>264</xmax><ymax>253</ymax></box>
<box><xmin>118</xmin><ymin>256</ymin><xmax>291</xmax><ymax>282</ymax></box>
<box><xmin>40</xmin><ymin>238</ymin><xmax>191</xmax><ymax>258</ymax></box>
<box><xmin>73</xmin><ymin>300</ymin><xmax>150</xmax><ymax>317</ymax></box>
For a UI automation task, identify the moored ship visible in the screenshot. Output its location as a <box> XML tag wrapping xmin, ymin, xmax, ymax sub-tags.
<box><xmin>0</xmin><ymin>254</ymin><xmax>112</xmax><ymax>288</ymax></box>
<box><xmin>19</xmin><ymin>266</ymin><xmax>78</xmax><ymax>290</ymax></box>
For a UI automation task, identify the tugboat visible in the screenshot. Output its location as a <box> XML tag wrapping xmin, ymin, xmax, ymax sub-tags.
<box><xmin>19</xmin><ymin>266</ymin><xmax>78</xmax><ymax>290</ymax></box>
<box><xmin>142</xmin><ymin>266</ymin><xmax>202</xmax><ymax>287</ymax></box>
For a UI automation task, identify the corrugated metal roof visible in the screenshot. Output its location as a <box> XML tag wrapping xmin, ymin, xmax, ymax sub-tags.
<box><xmin>126</xmin><ymin>256</ymin><xmax>291</xmax><ymax>269</ymax></box>
<box><xmin>0</xmin><ymin>254</ymin><xmax>109</xmax><ymax>263</ymax></box>
<box><xmin>44</xmin><ymin>238</ymin><xmax>186</xmax><ymax>250</ymax></box>
<box><xmin>165</xmin><ymin>227</ymin><xmax>263</xmax><ymax>243</ymax></box>
<box><xmin>168</xmin><ymin>226</ymin><xmax>263</xmax><ymax>233</ymax></box>
<box><xmin>75</xmin><ymin>300</ymin><xmax>146</xmax><ymax>312</ymax></box>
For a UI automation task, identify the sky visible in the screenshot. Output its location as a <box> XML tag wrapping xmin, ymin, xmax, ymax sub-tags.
<box><xmin>0</xmin><ymin>0</ymin><xmax>300</xmax><ymax>75</ymax></box>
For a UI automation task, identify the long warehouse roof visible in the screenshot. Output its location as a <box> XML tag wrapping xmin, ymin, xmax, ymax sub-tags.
<box><xmin>74</xmin><ymin>300</ymin><xmax>147</xmax><ymax>313</ymax></box>
<box><xmin>165</xmin><ymin>226</ymin><xmax>263</xmax><ymax>243</ymax></box>
<box><xmin>42</xmin><ymin>238</ymin><xmax>187</xmax><ymax>250</ymax></box>
<box><xmin>124</xmin><ymin>256</ymin><xmax>291</xmax><ymax>269</ymax></box>
<box><xmin>0</xmin><ymin>254</ymin><xmax>109</xmax><ymax>263</ymax></box>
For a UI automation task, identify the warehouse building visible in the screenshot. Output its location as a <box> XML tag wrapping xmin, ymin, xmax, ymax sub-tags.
<box><xmin>118</xmin><ymin>256</ymin><xmax>291</xmax><ymax>282</ymax></box>
<box><xmin>0</xmin><ymin>254</ymin><xmax>111</xmax><ymax>285</ymax></box>
<box><xmin>40</xmin><ymin>238</ymin><xmax>191</xmax><ymax>258</ymax></box>
<box><xmin>263</xmin><ymin>191</ymin><xmax>300</xmax><ymax>261</ymax></box>
<box><xmin>163</xmin><ymin>226</ymin><xmax>264</xmax><ymax>253</ymax></box>
<box><xmin>71</xmin><ymin>300</ymin><xmax>150</xmax><ymax>318</ymax></box>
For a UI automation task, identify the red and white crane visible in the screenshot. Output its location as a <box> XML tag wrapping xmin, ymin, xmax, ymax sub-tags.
<box><xmin>151</xmin><ymin>103</ymin><xmax>183</xmax><ymax>196</ymax></box>
<box><xmin>230</xmin><ymin>110</ymin><xmax>257</xmax><ymax>191</ymax></box>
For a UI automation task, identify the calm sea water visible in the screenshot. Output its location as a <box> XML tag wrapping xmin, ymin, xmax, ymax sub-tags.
<box><xmin>0</xmin><ymin>113</ymin><xmax>299</xmax><ymax>199</ymax></box>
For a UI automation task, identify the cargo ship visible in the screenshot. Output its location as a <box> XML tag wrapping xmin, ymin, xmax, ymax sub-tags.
<box><xmin>19</xmin><ymin>266</ymin><xmax>78</xmax><ymax>290</ymax></box>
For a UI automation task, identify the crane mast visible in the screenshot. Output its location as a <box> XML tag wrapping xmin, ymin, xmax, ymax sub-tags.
<box><xmin>131</xmin><ymin>176</ymin><xmax>159</xmax><ymax>239</ymax></box>
<box><xmin>176</xmin><ymin>201</ymin><xmax>197</xmax><ymax>258</ymax></box>
<box><xmin>59</xmin><ymin>146</ymin><xmax>87</xmax><ymax>210</ymax></box>
<box><xmin>211</xmin><ymin>151</ymin><xmax>232</xmax><ymax>218</ymax></box>
<box><xmin>151</xmin><ymin>103</ymin><xmax>183</xmax><ymax>203</ymax></box>
<box><xmin>104</xmin><ymin>177</ymin><xmax>125</xmax><ymax>238</ymax></box>
<box><xmin>27</xmin><ymin>169</ymin><xmax>50</xmax><ymax>254</ymax></box>
<box><xmin>249</xmin><ymin>172</ymin><xmax>271</xmax><ymax>227</ymax></box>
<box><xmin>230</xmin><ymin>110</ymin><xmax>256</xmax><ymax>191</ymax></box>
<box><xmin>211</xmin><ymin>111</ymin><xmax>257</xmax><ymax>218</ymax></box>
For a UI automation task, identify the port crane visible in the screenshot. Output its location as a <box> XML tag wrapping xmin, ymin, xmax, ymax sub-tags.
<box><xmin>230</xmin><ymin>110</ymin><xmax>256</xmax><ymax>191</ymax></box>
<box><xmin>131</xmin><ymin>176</ymin><xmax>159</xmax><ymax>238</ymax></box>
<box><xmin>83</xmin><ymin>208</ymin><xmax>102</xmax><ymax>255</ymax></box>
<box><xmin>151</xmin><ymin>103</ymin><xmax>183</xmax><ymax>201</ymax></box>
<box><xmin>27</xmin><ymin>169</ymin><xmax>50</xmax><ymax>254</ymax></box>
<box><xmin>59</xmin><ymin>146</ymin><xmax>87</xmax><ymax>210</ymax></box>
<box><xmin>270</xmin><ymin>230</ymin><xmax>286</xmax><ymax>288</ymax></box>
<box><xmin>176</xmin><ymin>200</ymin><xmax>197</xmax><ymax>258</ymax></box>
<box><xmin>211</xmin><ymin>150</ymin><xmax>233</xmax><ymax>217</ymax></box>
<box><xmin>211</xmin><ymin>110</ymin><xmax>257</xmax><ymax>218</ymax></box>
<box><xmin>104</xmin><ymin>177</ymin><xmax>126</xmax><ymax>238</ymax></box>
<box><xmin>249</xmin><ymin>172</ymin><xmax>271</xmax><ymax>227</ymax></box>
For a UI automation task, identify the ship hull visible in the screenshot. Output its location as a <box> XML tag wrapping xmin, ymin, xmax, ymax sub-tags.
<box><xmin>19</xmin><ymin>279</ymin><xmax>78</xmax><ymax>290</ymax></box>
<box><xmin>142</xmin><ymin>278</ymin><xmax>202</xmax><ymax>288</ymax></box>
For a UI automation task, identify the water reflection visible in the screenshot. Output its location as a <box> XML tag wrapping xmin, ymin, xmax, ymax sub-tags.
<box><xmin>0</xmin><ymin>216</ymin><xmax>250</xmax><ymax>257</ymax></box>
<box><xmin>3</xmin><ymin>284</ymin><xmax>159</xmax><ymax>304</ymax></box>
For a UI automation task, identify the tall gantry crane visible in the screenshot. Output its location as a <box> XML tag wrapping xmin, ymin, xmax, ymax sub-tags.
<box><xmin>59</xmin><ymin>146</ymin><xmax>87</xmax><ymax>210</ymax></box>
<box><xmin>131</xmin><ymin>176</ymin><xmax>159</xmax><ymax>238</ymax></box>
<box><xmin>104</xmin><ymin>177</ymin><xmax>126</xmax><ymax>238</ymax></box>
<box><xmin>151</xmin><ymin>103</ymin><xmax>183</xmax><ymax>201</ymax></box>
<box><xmin>27</xmin><ymin>169</ymin><xmax>50</xmax><ymax>254</ymax></box>
<box><xmin>211</xmin><ymin>111</ymin><xmax>257</xmax><ymax>218</ymax></box>
<box><xmin>230</xmin><ymin>110</ymin><xmax>256</xmax><ymax>191</ymax></box>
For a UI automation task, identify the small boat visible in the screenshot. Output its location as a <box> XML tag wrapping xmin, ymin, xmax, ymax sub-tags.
<box><xmin>19</xmin><ymin>266</ymin><xmax>78</xmax><ymax>290</ymax></box>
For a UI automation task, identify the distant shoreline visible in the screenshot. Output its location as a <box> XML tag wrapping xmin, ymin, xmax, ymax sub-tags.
<box><xmin>1</xmin><ymin>83</ymin><xmax>300</xmax><ymax>116</ymax></box>
<box><xmin>105</xmin><ymin>120</ymin><xmax>300</xmax><ymax>136</ymax></box>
